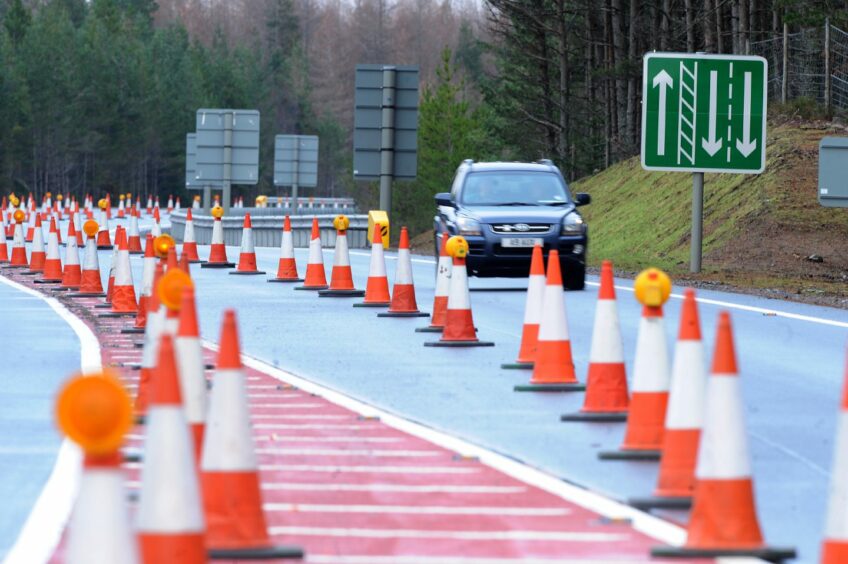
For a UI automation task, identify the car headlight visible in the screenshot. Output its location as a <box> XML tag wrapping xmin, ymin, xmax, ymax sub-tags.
<box><xmin>561</xmin><ymin>213</ymin><xmax>585</xmax><ymax>235</ymax></box>
<box><xmin>456</xmin><ymin>216</ymin><xmax>482</xmax><ymax>236</ymax></box>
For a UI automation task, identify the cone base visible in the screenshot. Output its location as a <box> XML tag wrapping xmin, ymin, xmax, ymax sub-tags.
<box><xmin>94</xmin><ymin>303</ymin><xmax>112</xmax><ymax>309</ymax></box>
<box><xmin>514</xmin><ymin>383</ymin><xmax>585</xmax><ymax>392</ymax></box>
<box><xmin>97</xmin><ymin>312</ymin><xmax>136</xmax><ymax>318</ymax></box>
<box><xmin>20</xmin><ymin>271</ymin><xmax>40</xmax><ymax>276</ymax></box>
<box><xmin>268</xmin><ymin>277</ymin><xmax>303</xmax><ymax>283</ymax></box>
<box><xmin>561</xmin><ymin>411</ymin><xmax>628</xmax><ymax>422</ymax></box>
<box><xmin>121</xmin><ymin>327</ymin><xmax>146</xmax><ymax>334</ymax></box>
<box><xmin>33</xmin><ymin>278</ymin><xmax>62</xmax><ymax>284</ymax></box>
<box><xmin>96</xmin><ymin>245</ymin><xmax>114</xmax><ymax>250</ymax></box>
<box><xmin>378</xmin><ymin>311</ymin><xmax>430</xmax><ymax>318</ymax></box>
<box><xmin>51</xmin><ymin>286</ymin><xmax>79</xmax><ymax>292</ymax></box>
<box><xmin>122</xmin><ymin>449</ymin><xmax>143</xmax><ymax>463</ymax></box>
<box><xmin>129</xmin><ymin>250</ymin><xmax>143</xmax><ymax>255</ymax></box>
<box><xmin>598</xmin><ymin>449</ymin><xmax>661</xmax><ymax>461</ymax></box>
<box><xmin>201</xmin><ymin>262</ymin><xmax>236</xmax><ymax>269</ymax></box>
<box><xmin>294</xmin><ymin>284</ymin><xmax>329</xmax><ymax>291</ymax></box>
<box><xmin>353</xmin><ymin>301</ymin><xmax>391</xmax><ymax>307</ymax></box>
<box><xmin>208</xmin><ymin>545</ymin><xmax>304</xmax><ymax>560</ymax></box>
<box><xmin>230</xmin><ymin>270</ymin><xmax>267</xmax><ymax>275</ymax></box>
<box><xmin>501</xmin><ymin>362</ymin><xmax>534</xmax><ymax>370</ymax></box>
<box><xmin>65</xmin><ymin>292</ymin><xmax>107</xmax><ymax>298</ymax></box>
<box><xmin>1</xmin><ymin>265</ymin><xmax>29</xmax><ymax>269</ymax></box>
<box><xmin>134</xmin><ymin>414</ymin><xmax>147</xmax><ymax>425</ymax></box>
<box><xmin>319</xmin><ymin>288</ymin><xmax>366</xmax><ymax>297</ymax></box>
<box><xmin>415</xmin><ymin>326</ymin><xmax>444</xmax><ymax>333</ymax></box>
<box><xmin>629</xmin><ymin>495</ymin><xmax>692</xmax><ymax>510</ymax></box>
<box><xmin>425</xmin><ymin>340</ymin><xmax>494</xmax><ymax>348</ymax></box>
<box><xmin>651</xmin><ymin>545</ymin><xmax>795</xmax><ymax>562</ymax></box>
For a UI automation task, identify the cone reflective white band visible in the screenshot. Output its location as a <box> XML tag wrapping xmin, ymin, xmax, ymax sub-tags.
<box><xmin>82</xmin><ymin>238</ymin><xmax>99</xmax><ymax>270</ymax></box>
<box><xmin>240</xmin><ymin>225</ymin><xmax>255</xmax><ymax>254</ymax></box>
<box><xmin>588</xmin><ymin>301</ymin><xmax>624</xmax><ymax>363</ymax></box>
<box><xmin>368</xmin><ymin>239</ymin><xmax>387</xmax><ymax>277</ymax></box>
<box><xmin>175</xmin><ymin>336</ymin><xmax>207</xmax><ymax>426</ymax></box>
<box><xmin>184</xmin><ymin>217</ymin><xmax>196</xmax><ymax>243</ymax></box>
<box><xmin>114</xmin><ymin>245</ymin><xmax>134</xmax><ymax>287</ymax></box>
<box><xmin>665</xmin><ymin>341</ymin><xmax>706</xmax><ymax>429</ymax></box>
<box><xmin>333</xmin><ymin>233</ymin><xmax>351</xmax><ymax>267</ymax></box>
<box><xmin>280</xmin><ymin>229</ymin><xmax>294</xmax><ymax>259</ymax></box>
<box><xmin>522</xmin><ymin>272</ymin><xmax>545</xmax><ymax>326</ymax></box>
<box><xmin>202</xmin><ymin>369</ymin><xmax>258</xmax><ymax>471</ymax></box>
<box><xmin>141</xmin><ymin>256</ymin><xmax>155</xmax><ymax>297</ymax></box>
<box><xmin>630</xmin><ymin>316</ymin><xmax>670</xmax><ymax>392</ymax></box>
<box><xmin>825</xmin><ymin>414</ymin><xmax>848</xmax><ymax>539</ymax></box>
<box><xmin>128</xmin><ymin>213</ymin><xmax>139</xmax><ymax>238</ymax></box>
<box><xmin>694</xmin><ymin>376</ymin><xmax>751</xmax><ymax>479</ymax></box>
<box><xmin>395</xmin><ymin>248</ymin><xmax>413</xmax><ymax>285</ymax></box>
<box><xmin>446</xmin><ymin>260</ymin><xmax>470</xmax><ymax>311</ymax></box>
<box><xmin>435</xmin><ymin>255</ymin><xmax>451</xmax><ymax>297</ymax></box>
<box><xmin>537</xmin><ymin>283</ymin><xmax>569</xmax><ymax>341</ymax></box>
<box><xmin>307</xmin><ymin>232</ymin><xmax>322</xmax><ymax>264</ymax></box>
<box><xmin>151</xmin><ymin>221</ymin><xmax>162</xmax><ymax>238</ymax></box>
<box><xmin>211</xmin><ymin>219</ymin><xmax>224</xmax><ymax>244</ymax></box>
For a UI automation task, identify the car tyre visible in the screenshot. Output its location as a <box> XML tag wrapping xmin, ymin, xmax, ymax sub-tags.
<box><xmin>563</xmin><ymin>264</ymin><xmax>586</xmax><ymax>291</ymax></box>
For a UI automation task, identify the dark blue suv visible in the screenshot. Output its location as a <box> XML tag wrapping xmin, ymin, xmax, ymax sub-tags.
<box><xmin>433</xmin><ymin>159</ymin><xmax>590</xmax><ymax>290</ymax></box>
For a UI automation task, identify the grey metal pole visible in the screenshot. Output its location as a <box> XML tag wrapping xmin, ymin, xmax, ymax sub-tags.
<box><xmin>292</xmin><ymin>140</ymin><xmax>299</xmax><ymax>214</ymax></box>
<box><xmin>690</xmin><ymin>172</ymin><xmax>704</xmax><ymax>273</ymax></box>
<box><xmin>202</xmin><ymin>186</ymin><xmax>211</xmax><ymax>211</ymax></box>
<box><xmin>223</xmin><ymin>112</ymin><xmax>233</xmax><ymax>213</ymax></box>
<box><xmin>825</xmin><ymin>17</ymin><xmax>832</xmax><ymax>112</ymax></box>
<box><xmin>379</xmin><ymin>66</ymin><xmax>396</xmax><ymax>214</ymax></box>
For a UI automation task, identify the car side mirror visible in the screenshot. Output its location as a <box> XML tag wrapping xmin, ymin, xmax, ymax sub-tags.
<box><xmin>435</xmin><ymin>192</ymin><xmax>455</xmax><ymax>207</ymax></box>
<box><xmin>575</xmin><ymin>193</ymin><xmax>591</xmax><ymax>206</ymax></box>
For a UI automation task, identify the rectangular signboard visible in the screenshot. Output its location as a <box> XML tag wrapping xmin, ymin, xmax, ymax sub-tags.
<box><xmin>274</xmin><ymin>135</ymin><xmax>319</xmax><ymax>187</ymax></box>
<box><xmin>353</xmin><ymin>65</ymin><xmax>418</xmax><ymax>180</ymax></box>
<box><xmin>819</xmin><ymin>136</ymin><xmax>848</xmax><ymax>207</ymax></box>
<box><xmin>194</xmin><ymin>109</ymin><xmax>260</xmax><ymax>184</ymax></box>
<box><xmin>641</xmin><ymin>53</ymin><xmax>767</xmax><ymax>174</ymax></box>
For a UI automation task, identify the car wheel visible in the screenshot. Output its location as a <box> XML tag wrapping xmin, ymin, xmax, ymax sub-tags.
<box><xmin>562</xmin><ymin>264</ymin><xmax>586</xmax><ymax>291</ymax></box>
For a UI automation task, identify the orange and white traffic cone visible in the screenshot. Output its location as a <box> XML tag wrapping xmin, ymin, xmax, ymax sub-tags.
<box><xmin>103</xmin><ymin>229</ymin><xmax>137</xmax><ymax>315</ymax></box>
<box><xmin>353</xmin><ymin>223</ymin><xmax>391</xmax><ymax>307</ymax></box>
<box><xmin>166</xmin><ymin>195</ymin><xmax>174</xmax><ymax>213</ymax></box>
<box><xmin>201</xmin><ymin>208</ymin><xmax>235</xmax><ymax>269</ymax></box>
<box><xmin>562</xmin><ymin>260</ymin><xmax>628</xmax><ymax>421</ymax></box>
<box><xmin>7</xmin><ymin>211</ymin><xmax>27</xmax><ymax>268</ymax></box>
<box><xmin>200</xmin><ymin>310</ymin><xmax>304</xmax><ymax>559</ymax></box>
<box><xmin>117</xmin><ymin>195</ymin><xmax>126</xmax><ymax>219</ymax></box>
<box><xmin>124</xmin><ymin>235</ymin><xmax>156</xmax><ymax>334</ymax></box>
<box><xmin>151</xmin><ymin>207</ymin><xmax>162</xmax><ymax>238</ymax></box>
<box><xmin>36</xmin><ymin>217</ymin><xmax>63</xmax><ymax>283</ymax></box>
<box><xmin>127</xmin><ymin>208</ymin><xmax>142</xmax><ymax>254</ymax></box>
<box><xmin>425</xmin><ymin>236</ymin><xmax>493</xmax><ymax>347</ymax></box>
<box><xmin>58</xmin><ymin>219</ymin><xmax>82</xmax><ymax>290</ymax></box>
<box><xmin>630</xmin><ymin>288</ymin><xmax>706</xmax><ymax>509</ymax></box>
<box><xmin>68</xmin><ymin>220</ymin><xmax>106</xmax><ymax>297</ymax></box>
<box><xmin>230</xmin><ymin>214</ymin><xmax>265</xmax><ymax>275</ymax></box>
<box><xmin>136</xmin><ymin>334</ymin><xmax>206</xmax><ymax>563</ymax></box>
<box><xmin>100</xmin><ymin>226</ymin><xmax>123</xmax><ymax>308</ymax></box>
<box><xmin>175</xmin><ymin>285</ymin><xmax>207</xmax><ymax>464</ymax></box>
<box><xmin>0</xmin><ymin>215</ymin><xmax>7</xmax><ymax>263</ymax></box>
<box><xmin>146</xmin><ymin>196</ymin><xmax>153</xmax><ymax>216</ymax></box>
<box><xmin>379</xmin><ymin>226</ymin><xmax>428</xmax><ymax>317</ymax></box>
<box><xmin>319</xmin><ymin>215</ymin><xmax>364</xmax><ymax>297</ymax></box>
<box><xmin>821</xmin><ymin>350</ymin><xmax>848</xmax><ymax>564</ymax></box>
<box><xmin>268</xmin><ymin>215</ymin><xmax>301</xmax><ymax>282</ymax></box>
<box><xmin>181</xmin><ymin>208</ymin><xmax>201</xmax><ymax>263</ymax></box>
<box><xmin>514</xmin><ymin>250</ymin><xmax>582</xmax><ymax>390</ymax></box>
<box><xmin>96</xmin><ymin>206</ymin><xmax>112</xmax><ymax>250</ymax></box>
<box><xmin>73</xmin><ymin>206</ymin><xmax>84</xmax><ymax>247</ymax></box>
<box><xmin>24</xmin><ymin>214</ymin><xmax>47</xmax><ymax>274</ymax></box>
<box><xmin>25</xmin><ymin>208</ymin><xmax>35</xmax><ymax>242</ymax></box>
<box><xmin>294</xmin><ymin>217</ymin><xmax>328</xmax><ymax>290</ymax></box>
<box><xmin>501</xmin><ymin>244</ymin><xmax>545</xmax><ymax>368</ymax></box>
<box><xmin>652</xmin><ymin>312</ymin><xmax>795</xmax><ymax>560</ymax></box>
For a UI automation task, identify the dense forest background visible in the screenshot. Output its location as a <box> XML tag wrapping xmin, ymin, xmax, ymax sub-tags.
<box><xmin>0</xmin><ymin>0</ymin><xmax>844</xmax><ymax>233</ymax></box>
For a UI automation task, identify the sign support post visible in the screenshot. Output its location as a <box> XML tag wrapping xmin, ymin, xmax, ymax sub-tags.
<box><xmin>203</xmin><ymin>186</ymin><xmax>211</xmax><ymax>211</ymax></box>
<box><xmin>379</xmin><ymin>67</ymin><xmax>396</xmax><ymax>214</ymax></box>
<box><xmin>291</xmin><ymin>141</ymin><xmax>299</xmax><ymax>212</ymax></box>
<box><xmin>222</xmin><ymin>112</ymin><xmax>233</xmax><ymax>213</ymax></box>
<box><xmin>691</xmin><ymin>172</ymin><xmax>704</xmax><ymax>273</ymax></box>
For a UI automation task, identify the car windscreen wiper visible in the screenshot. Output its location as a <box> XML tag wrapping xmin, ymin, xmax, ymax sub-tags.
<box><xmin>541</xmin><ymin>201</ymin><xmax>570</xmax><ymax>206</ymax></box>
<box><xmin>488</xmin><ymin>201</ymin><xmax>537</xmax><ymax>206</ymax></box>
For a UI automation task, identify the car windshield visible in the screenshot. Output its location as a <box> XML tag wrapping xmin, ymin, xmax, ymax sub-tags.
<box><xmin>460</xmin><ymin>171</ymin><xmax>570</xmax><ymax>206</ymax></box>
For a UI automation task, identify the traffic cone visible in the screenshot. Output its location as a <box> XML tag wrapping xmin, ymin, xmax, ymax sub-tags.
<box><xmin>8</xmin><ymin>212</ymin><xmax>27</xmax><ymax>268</ymax></box>
<box><xmin>117</xmin><ymin>195</ymin><xmax>126</xmax><ymax>219</ymax></box>
<box><xmin>25</xmin><ymin>214</ymin><xmax>46</xmax><ymax>274</ymax></box>
<box><xmin>122</xmin><ymin>235</ymin><xmax>155</xmax><ymax>334</ymax></box>
<box><xmin>136</xmin><ymin>334</ymin><xmax>206</xmax><ymax>563</ymax></box>
<box><xmin>200</xmin><ymin>310</ymin><xmax>304</xmax><ymax>559</ymax></box>
<box><xmin>178</xmin><ymin>249</ymin><xmax>191</xmax><ymax>274</ymax></box>
<box><xmin>104</xmin><ymin>229</ymin><xmax>137</xmax><ymax>315</ymax></box>
<box><xmin>268</xmin><ymin>215</ymin><xmax>301</xmax><ymax>282</ymax></box>
<box><xmin>630</xmin><ymin>288</ymin><xmax>706</xmax><ymax>509</ymax></box>
<box><xmin>353</xmin><ymin>223</ymin><xmax>391</xmax><ymax>307</ymax></box>
<box><xmin>0</xmin><ymin>214</ymin><xmax>9</xmax><ymax>263</ymax></box>
<box><xmin>166</xmin><ymin>195</ymin><xmax>174</xmax><ymax>213</ymax></box>
<box><xmin>230</xmin><ymin>214</ymin><xmax>265</xmax><ymax>275</ymax></box>
<box><xmin>378</xmin><ymin>226</ymin><xmax>428</xmax><ymax>317</ymax></box>
<box><xmin>68</xmin><ymin>221</ymin><xmax>106</xmax><ymax>297</ymax></box>
<box><xmin>175</xmin><ymin>285</ymin><xmax>207</xmax><ymax>464</ymax></box>
<box><xmin>54</xmin><ymin>214</ymin><xmax>63</xmax><ymax>245</ymax></box>
<box><xmin>501</xmin><ymin>244</ymin><xmax>544</xmax><ymax>368</ymax></box>
<box><xmin>73</xmin><ymin>207</ymin><xmax>83</xmax><ymax>246</ymax></box>
<box><xmin>562</xmin><ymin>260</ymin><xmax>629</xmax><ymax>421</ymax></box>
<box><xmin>175</xmin><ymin>197</ymin><xmax>181</xmax><ymax>210</ymax></box>
<box><xmin>652</xmin><ymin>312</ymin><xmax>796</xmax><ymax>561</ymax></box>
<box><xmin>25</xmin><ymin>208</ymin><xmax>35</xmax><ymax>242</ymax></box>
<box><xmin>821</xmin><ymin>350</ymin><xmax>848</xmax><ymax>564</ymax></box>
<box><xmin>599</xmin><ymin>292</ymin><xmax>670</xmax><ymax>460</ymax></box>
<box><xmin>181</xmin><ymin>208</ymin><xmax>201</xmax><ymax>263</ymax></box>
<box><xmin>58</xmin><ymin>219</ymin><xmax>82</xmax><ymax>290</ymax></box>
<box><xmin>36</xmin><ymin>217</ymin><xmax>63</xmax><ymax>283</ymax></box>
<box><xmin>151</xmin><ymin>207</ymin><xmax>162</xmax><ymax>238</ymax></box>
<box><xmin>127</xmin><ymin>208</ymin><xmax>142</xmax><ymax>254</ymax></box>
<box><xmin>319</xmin><ymin>216</ymin><xmax>364</xmax><ymax>296</ymax></box>
<box><xmin>201</xmin><ymin>212</ymin><xmax>234</xmax><ymax>269</ymax></box>
<box><xmin>146</xmin><ymin>196</ymin><xmax>153</xmax><ymax>215</ymax></box>
<box><xmin>424</xmin><ymin>236</ymin><xmax>493</xmax><ymax>347</ymax></box>
<box><xmin>294</xmin><ymin>217</ymin><xmax>328</xmax><ymax>290</ymax></box>
<box><xmin>102</xmin><ymin>226</ymin><xmax>124</xmax><ymax>307</ymax></box>
<box><xmin>514</xmin><ymin>250</ymin><xmax>581</xmax><ymax>389</ymax></box>
<box><xmin>96</xmin><ymin>208</ymin><xmax>112</xmax><ymax>249</ymax></box>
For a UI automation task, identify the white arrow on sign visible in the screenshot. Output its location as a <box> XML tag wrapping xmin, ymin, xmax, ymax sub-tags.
<box><xmin>701</xmin><ymin>70</ymin><xmax>722</xmax><ymax>156</ymax></box>
<box><xmin>736</xmin><ymin>71</ymin><xmax>757</xmax><ymax>157</ymax></box>
<box><xmin>652</xmin><ymin>70</ymin><xmax>674</xmax><ymax>156</ymax></box>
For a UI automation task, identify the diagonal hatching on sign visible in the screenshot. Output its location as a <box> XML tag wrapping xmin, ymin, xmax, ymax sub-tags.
<box><xmin>677</xmin><ymin>61</ymin><xmax>697</xmax><ymax>165</ymax></box>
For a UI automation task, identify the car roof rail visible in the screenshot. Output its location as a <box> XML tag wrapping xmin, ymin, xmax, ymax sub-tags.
<box><xmin>537</xmin><ymin>158</ymin><xmax>554</xmax><ymax>166</ymax></box>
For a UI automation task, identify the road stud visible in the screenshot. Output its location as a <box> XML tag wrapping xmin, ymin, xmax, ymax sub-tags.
<box><xmin>353</xmin><ymin>222</ymin><xmax>391</xmax><ymax>307</ymax></box>
<box><xmin>230</xmin><ymin>213</ymin><xmax>265</xmax><ymax>275</ymax></box>
<box><xmin>379</xmin><ymin>226</ymin><xmax>429</xmax><ymax>317</ymax></box>
<box><xmin>202</xmin><ymin>205</ymin><xmax>235</xmax><ymax>269</ymax></box>
<box><xmin>425</xmin><ymin>236</ymin><xmax>493</xmax><ymax>347</ymax></box>
<box><xmin>562</xmin><ymin>260</ymin><xmax>628</xmax><ymax>421</ymax></box>
<box><xmin>652</xmin><ymin>312</ymin><xmax>796</xmax><ymax>561</ymax></box>
<box><xmin>56</xmin><ymin>372</ymin><xmax>139</xmax><ymax>564</ymax></box>
<box><xmin>268</xmin><ymin>215</ymin><xmax>301</xmax><ymax>282</ymax></box>
<box><xmin>416</xmin><ymin>232</ymin><xmax>451</xmax><ymax>332</ymax></box>
<box><xmin>502</xmin><ymin>243</ymin><xmax>544</xmax><ymax>368</ymax></box>
<box><xmin>201</xmin><ymin>310</ymin><xmax>305</xmax><ymax>560</ymax></box>
<box><xmin>295</xmin><ymin>217</ymin><xmax>328</xmax><ymax>290</ymax></box>
<box><xmin>181</xmin><ymin>208</ymin><xmax>201</xmax><ymax>263</ymax></box>
<box><xmin>514</xmin><ymin>250</ymin><xmax>581</xmax><ymax>390</ymax></box>
<box><xmin>319</xmin><ymin>214</ymin><xmax>364</xmax><ymax>297</ymax></box>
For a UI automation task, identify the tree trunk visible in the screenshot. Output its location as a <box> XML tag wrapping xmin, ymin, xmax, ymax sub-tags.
<box><xmin>703</xmin><ymin>0</ymin><xmax>715</xmax><ymax>52</ymax></box>
<box><xmin>626</xmin><ymin>0</ymin><xmax>639</xmax><ymax>150</ymax></box>
<box><xmin>558</xmin><ymin>0</ymin><xmax>569</xmax><ymax>164</ymax></box>
<box><xmin>715</xmin><ymin>0</ymin><xmax>724</xmax><ymax>53</ymax></box>
<box><xmin>740</xmin><ymin>0</ymin><xmax>749</xmax><ymax>53</ymax></box>
<box><xmin>611</xmin><ymin>0</ymin><xmax>626</xmax><ymax>156</ymax></box>
<box><xmin>684</xmin><ymin>0</ymin><xmax>695</xmax><ymax>51</ymax></box>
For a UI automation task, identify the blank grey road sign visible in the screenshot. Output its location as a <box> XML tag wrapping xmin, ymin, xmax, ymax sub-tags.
<box><xmin>195</xmin><ymin>109</ymin><xmax>260</xmax><ymax>184</ymax></box>
<box><xmin>274</xmin><ymin>135</ymin><xmax>319</xmax><ymax>187</ymax></box>
<box><xmin>353</xmin><ymin>65</ymin><xmax>418</xmax><ymax>180</ymax></box>
<box><xmin>819</xmin><ymin>137</ymin><xmax>848</xmax><ymax>207</ymax></box>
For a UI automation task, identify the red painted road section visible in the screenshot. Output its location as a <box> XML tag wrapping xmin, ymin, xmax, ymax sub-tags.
<box><xmin>2</xmin><ymin>269</ymin><xmax>711</xmax><ymax>563</ymax></box>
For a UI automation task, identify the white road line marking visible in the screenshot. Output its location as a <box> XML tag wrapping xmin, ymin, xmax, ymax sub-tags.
<box><xmin>267</xmin><ymin>526</ymin><xmax>625</xmax><ymax>542</ymax></box>
<box><xmin>258</xmin><ymin>464</ymin><xmax>479</xmax><ymax>474</ymax></box>
<box><xmin>263</xmin><ymin>503</ymin><xmax>569</xmax><ymax>516</ymax></box>
<box><xmin>262</xmin><ymin>483</ymin><xmax>525</xmax><ymax>493</ymax></box>
<box><xmin>255</xmin><ymin>448</ymin><xmax>442</xmax><ymax>457</ymax></box>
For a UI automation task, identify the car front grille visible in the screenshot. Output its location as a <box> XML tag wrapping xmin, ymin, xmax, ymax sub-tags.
<box><xmin>490</xmin><ymin>223</ymin><xmax>552</xmax><ymax>234</ymax></box>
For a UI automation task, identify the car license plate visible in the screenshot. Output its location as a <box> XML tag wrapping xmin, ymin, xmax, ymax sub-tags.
<box><xmin>501</xmin><ymin>237</ymin><xmax>543</xmax><ymax>248</ymax></box>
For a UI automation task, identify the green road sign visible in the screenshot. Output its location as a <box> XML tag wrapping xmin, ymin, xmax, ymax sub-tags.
<box><xmin>641</xmin><ymin>53</ymin><xmax>768</xmax><ymax>174</ymax></box>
